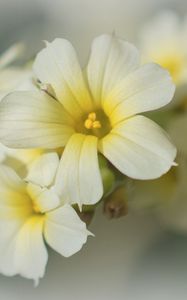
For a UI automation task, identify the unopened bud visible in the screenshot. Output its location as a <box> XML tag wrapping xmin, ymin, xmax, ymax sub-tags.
<box><xmin>104</xmin><ymin>186</ymin><xmax>128</xmax><ymax>219</ymax></box>
<box><xmin>101</xmin><ymin>167</ymin><xmax>115</xmax><ymax>195</ymax></box>
<box><xmin>99</xmin><ymin>154</ymin><xmax>115</xmax><ymax>195</ymax></box>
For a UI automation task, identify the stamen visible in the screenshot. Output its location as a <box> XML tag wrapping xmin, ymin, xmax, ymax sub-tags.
<box><xmin>84</xmin><ymin>112</ymin><xmax>102</xmax><ymax>130</ymax></box>
<box><xmin>88</xmin><ymin>112</ymin><xmax>96</xmax><ymax>121</ymax></box>
<box><xmin>84</xmin><ymin>119</ymin><xmax>93</xmax><ymax>129</ymax></box>
<box><xmin>92</xmin><ymin>121</ymin><xmax>101</xmax><ymax>129</ymax></box>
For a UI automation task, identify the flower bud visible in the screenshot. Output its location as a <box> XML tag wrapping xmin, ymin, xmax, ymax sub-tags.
<box><xmin>103</xmin><ymin>186</ymin><xmax>128</xmax><ymax>219</ymax></box>
<box><xmin>99</xmin><ymin>154</ymin><xmax>115</xmax><ymax>195</ymax></box>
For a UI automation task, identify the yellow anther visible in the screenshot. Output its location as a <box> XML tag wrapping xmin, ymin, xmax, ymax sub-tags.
<box><xmin>92</xmin><ymin>120</ymin><xmax>101</xmax><ymax>129</ymax></box>
<box><xmin>84</xmin><ymin>119</ymin><xmax>93</xmax><ymax>129</ymax></box>
<box><xmin>84</xmin><ymin>112</ymin><xmax>102</xmax><ymax>130</ymax></box>
<box><xmin>88</xmin><ymin>112</ymin><xmax>96</xmax><ymax>121</ymax></box>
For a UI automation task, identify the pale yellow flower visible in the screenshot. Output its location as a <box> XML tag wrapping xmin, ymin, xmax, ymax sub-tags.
<box><xmin>0</xmin><ymin>43</ymin><xmax>42</xmax><ymax>171</ymax></box>
<box><xmin>0</xmin><ymin>43</ymin><xmax>33</xmax><ymax>101</ymax></box>
<box><xmin>140</xmin><ymin>11</ymin><xmax>187</xmax><ymax>84</ymax></box>
<box><xmin>0</xmin><ymin>34</ymin><xmax>177</xmax><ymax>208</ymax></box>
<box><xmin>0</xmin><ymin>144</ymin><xmax>45</xmax><ymax>176</ymax></box>
<box><xmin>0</xmin><ymin>152</ymin><xmax>91</xmax><ymax>284</ymax></box>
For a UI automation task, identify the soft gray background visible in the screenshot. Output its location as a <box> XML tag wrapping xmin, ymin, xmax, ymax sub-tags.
<box><xmin>1</xmin><ymin>208</ymin><xmax>187</xmax><ymax>300</ymax></box>
<box><xmin>0</xmin><ymin>0</ymin><xmax>187</xmax><ymax>299</ymax></box>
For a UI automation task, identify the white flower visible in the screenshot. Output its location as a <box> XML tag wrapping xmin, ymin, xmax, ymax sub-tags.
<box><xmin>0</xmin><ymin>34</ymin><xmax>177</xmax><ymax>208</ymax></box>
<box><xmin>0</xmin><ymin>43</ymin><xmax>40</xmax><ymax>167</ymax></box>
<box><xmin>0</xmin><ymin>152</ymin><xmax>91</xmax><ymax>284</ymax></box>
<box><xmin>0</xmin><ymin>43</ymin><xmax>24</xmax><ymax>69</ymax></box>
<box><xmin>0</xmin><ymin>144</ymin><xmax>45</xmax><ymax>175</ymax></box>
<box><xmin>139</xmin><ymin>11</ymin><xmax>187</xmax><ymax>85</ymax></box>
<box><xmin>0</xmin><ymin>43</ymin><xmax>34</xmax><ymax>101</ymax></box>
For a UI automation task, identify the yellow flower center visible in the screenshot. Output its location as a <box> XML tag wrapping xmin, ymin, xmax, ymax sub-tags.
<box><xmin>84</xmin><ymin>112</ymin><xmax>102</xmax><ymax>129</ymax></box>
<box><xmin>76</xmin><ymin>110</ymin><xmax>111</xmax><ymax>138</ymax></box>
<box><xmin>154</xmin><ymin>52</ymin><xmax>184</xmax><ymax>84</ymax></box>
<box><xmin>32</xmin><ymin>203</ymin><xmax>41</xmax><ymax>214</ymax></box>
<box><xmin>161</xmin><ymin>56</ymin><xmax>183</xmax><ymax>83</ymax></box>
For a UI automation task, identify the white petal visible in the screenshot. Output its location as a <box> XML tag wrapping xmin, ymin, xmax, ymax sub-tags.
<box><xmin>99</xmin><ymin>115</ymin><xmax>177</xmax><ymax>180</ymax></box>
<box><xmin>0</xmin><ymin>68</ymin><xmax>31</xmax><ymax>95</ymax></box>
<box><xmin>0</xmin><ymin>91</ymin><xmax>74</xmax><ymax>148</ymax></box>
<box><xmin>0</xmin><ymin>164</ymin><xmax>32</xmax><ymax>218</ymax></box>
<box><xmin>140</xmin><ymin>11</ymin><xmax>182</xmax><ymax>59</ymax></box>
<box><xmin>54</xmin><ymin>133</ymin><xmax>103</xmax><ymax>208</ymax></box>
<box><xmin>14</xmin><ymin>216</ymin><xmax>47</xmax><ymax>284</ymax></box>
<box><xmin>3</xmin><ymin>148</ymin><xmax>45</xmax><ymax>179</ymax></box>
<box><xmin>0</xmin><ymin>143</ymin><xmax>8</xmax><ymax>162</ymax></box>
<box><xmin>103</xmin><ymin>63</ymin><xmax>175</xmax><ymax>125</ymax></box>
<box><xmin>0</xmin><ymin>216</ymin><xmax>47</xmax><ymax>284</ymax></box>
<box><xmin>27</xmin><ymin>183</ymin><xmax>60</xmax><ymax>213</ymax></box>
<box><xmin>0</xmin><ymin>91</ymin><xmax>9</xmax><ymax>102</ymax></box>
<box><xmin>87</xmin><ymin>34</ymin><xmax>140</xmax><ymax>107</ymax></box>
<box><xmin>0</xmin><ymin>166</ymin><xmax>47</xmax><ymax>283</ymax></box>
<box><xmin>44</xmin><ymin>204</ymin><xmax>91</xmax><ymax>257</ymax></box>
<box><xmin>16</xmin><ymin>72</ymin><xmax>38</xmax><ymax>92</ymax></box>
<box><xmin>0</xmin><ymin>43</ymin><xmax>25</xmax><ymax>69</ymax></box>
<box><xmin>0</xmin><ymin>218</ymin><xmax>27</xmax><ymax>277</ymax></box>
<box><xmin>26</xmin><ymin>152</ymin><xmax>60</xmax><ymax>187</ymax></box>
<box><xmin>33</xmin><ymin>38</ymin><xmax>93</xmax><ymax>118</ymax></box>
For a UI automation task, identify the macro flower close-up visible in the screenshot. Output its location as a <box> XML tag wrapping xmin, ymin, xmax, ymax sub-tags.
<box><xmin>0</xmin><ymin>34</ymin><xmax>176</xmax><ymax>208</ymax></box>
<box><xmin>1</xmin><ymin>1</ymin><xmax>187</xmax><ymax>300</ymax></box>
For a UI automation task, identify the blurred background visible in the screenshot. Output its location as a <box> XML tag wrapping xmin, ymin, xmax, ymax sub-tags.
<box><xmin>1</xmin><ymin>0</ymin><xmax>186</xmax><ymax>61</ymax></box>
<box><xmin>1</xmin><ymin>0</ymin><xmax>187</xmax><ymax>299</ymax></box>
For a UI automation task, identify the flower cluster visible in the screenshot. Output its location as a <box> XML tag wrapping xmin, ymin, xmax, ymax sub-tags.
<box><xmin>0</xmin><ymin>32</ymin><xmax>177</xmax><ymax>283</ymax></box>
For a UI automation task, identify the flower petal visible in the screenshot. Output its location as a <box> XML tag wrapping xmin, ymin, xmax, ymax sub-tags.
<box><xmin>0</xmin><ymin>219</ymin><xmax>27</xmax><ymax>277</ymax></box>
<box><xmin>87</xmin><ymin>34</ymin><xmax>140</xmax><ymax>107</ymax></box>
<box><xmin>33</xmin><ymin>39</ymin><xmax>93</xmax><ymax>119</ymax></box>
<box><xmin>26</xmin><ymin>152</ymin><xmax>60</xmax><ymax>187</ymax></box>
<box><xmin>44</xmin><ymin>204</ymin><xmax>91</xmax><ymax>257</ymax></box>
<box><xmin>140</xmin><ymin>11</ymin><xmax>182</xmax><ymax>61</ymax></box>
<box><xmin>0</xmin><ymin>166</ymin><xmax>48</xmax><ymax>284</ymax></box>
<box><xmin>0</xmin><ymin>143</ymin><xmax>7</xmax><ymax>162</ymax></box>
<box><xmin>0</xmin><ymin>68</ymin><xmax>31</xmax><ymax>101</ymax></box>
<box><xmin>0</xmin><ymin>91</ymin><xmax>74</xmax><ymax>148</ymax></box>
<box><xmin>27</xmin><ymin>183</ymin><xmax>60</xmax><ymax>213</ymax></box>
<box><xmin>3</xmin><ymin>148</ymin><xmax>44</xmax><ymax>179</ymax></box>
<box><xmin>14</xmin><ymin>216</ymin><xmax>47</xmax><ymax>285</ymax></box>
<box><xmin>54</xmin><ymin>133</ymin><xmax>103</xmax><ymax>208</ymax></box>
<box><xmin>103</xmin><ymin>63</ymin><xmax>175</xmax><ymax>125</ymax></box>
<box><xmin>0</xmin><ymin>164</ymin><xmax>32</xmax><ymax>218</ymax></box>
<box><xmin>99</xmin><ymin>115</ymin><xmax>177</xmax><ymax>179</ymax></box>
<box><xmin>0</xmin><ymin>43</ymin><xmax>25</xmax><ymax>69</ymax></box>
<box><xmin>140</xmin><ymin>12</ymin><xmax>187</xmax><ymax>85</ymax></box>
